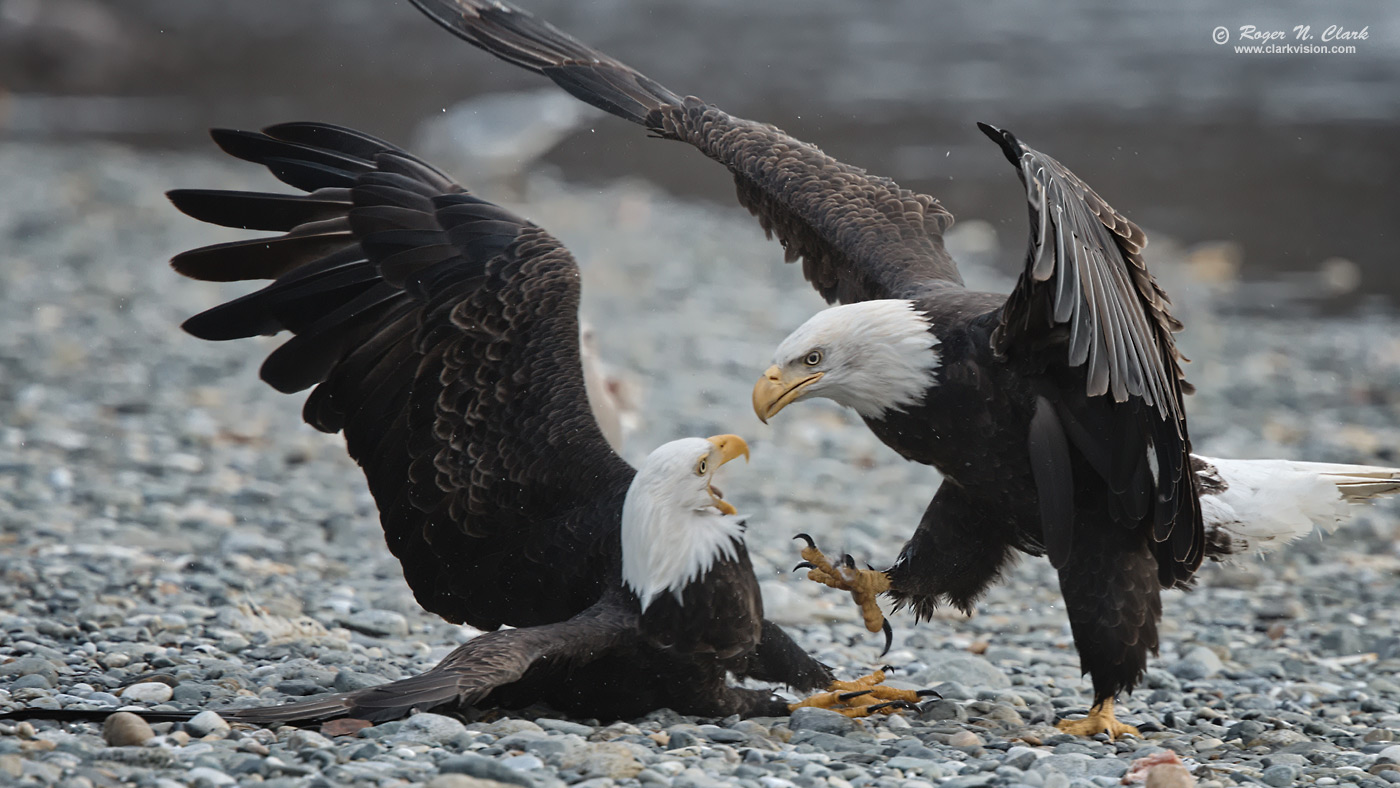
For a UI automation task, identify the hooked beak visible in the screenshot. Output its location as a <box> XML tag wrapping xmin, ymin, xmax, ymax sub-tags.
<box><xmin>704</xmin><ymin>434</ymin><xmax>749</xmax><ymax>515</ymax></box>
<box><xmin>752</xmin><ymin>365</ymin><xmax>824</xmax><ymax>424</ymax></box>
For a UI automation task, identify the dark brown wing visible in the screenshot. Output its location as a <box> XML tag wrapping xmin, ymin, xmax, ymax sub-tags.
<box><xmin>213</xmin><ymin>596</ymin><xmax>638</xmax><ymax>725</ymax></box>
<box><xmin>980</xmin><ymin>123</ymin><xmax>1201</xmax><ymax>585</ymax></box>
<box><xmin>408</xmin><ymin>0</ymin><xmax>961</xmax><ymax>303</ymax></box>
<box><xmin>169</xmin><ymin>122</ymin><xmax>635</xmax><ymax>629</ymax></box>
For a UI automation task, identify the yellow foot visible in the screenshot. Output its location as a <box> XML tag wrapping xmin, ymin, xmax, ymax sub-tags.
<box><xmin>788</xmin><ymin>670</ymin><xmax>939</xmax><ymax>717</ymax></box>
<box><xmin>793</xmin><ymin>534</ymin><xmax>893</xmax><ymax>653</ymax></box>
<box><xmin>1055</xmin><ymin>699</ymin><xmax>1140</xmax><ymax>740</ymax></box>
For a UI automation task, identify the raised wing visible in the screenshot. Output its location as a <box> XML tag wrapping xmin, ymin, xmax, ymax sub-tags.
<box><xmin>409</xmin><ymin>0</ymin><xmax>962</xmax><ymax>304</ymax></box>
<box><xmin>981</xmin><ymin>123</ymin><xmax>1200</xmax><ymax>585</ymax></box>
<box><xmin>169</xmin><ymin>122</ymin><xmax>634</xmax><ymax>629</ymax></box>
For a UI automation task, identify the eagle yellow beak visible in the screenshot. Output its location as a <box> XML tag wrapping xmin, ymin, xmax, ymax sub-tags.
<box><xmin>704</xmin><ymin>434</ymin><xmax>749</xmax><ymax>515</ymax></box>
<box><xmin>752</xmin><ymin>365</ymin><xmax>824</xmax><ymax>424</ymax></box>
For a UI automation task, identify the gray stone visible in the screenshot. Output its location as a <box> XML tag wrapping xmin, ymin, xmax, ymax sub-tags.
<box><xmin>440</xmin><ymin>754</ymin><xmax>535</xmax><ymax>787</ymax></box>
<box><xmin>333</xmin><ymin>670</ymin><xmax>386</xmax><ymax>692</ymax></box>
<box><xmin>1142</xmin><ymin>668</ymin><xmax>1180</xmax><ymax>691</ymax></box>
<box><xmin>405</xmin><ymin>712</ymin><xmax>471</xmax><ymax>745</ymax></box>
<box><xmin>340</xmin><ymin>609</ymin><xmax>410</xmax><ymax>638</ymax></box>
<box><xmin>1083</xmin><ymin>759</ymin><xmax>1128</xmax><ymax>778</ymax></box>
<box><xmin>93</xmin><ymin>747</ymin><xmax>177</xmax><ymax>767</ymax></box>
<box><xmin>698</xmin><ymin>724</ymin><xmax>746</xmax><ymax>743</ymax></box>
<box><xmin>886</xmin><ymin>756</ymin><xmax>944</xmax><ymax>776</ymax></box>
<box><xmin>1035</xmin><ymin>753</ymin><xmax>1093</xmax><ymax>777</ymax></box>
<box><xmin>1261</xmin><ymin>764</ymin><xmax>1299</xmax><ymax>787</ymax></box>
<box><xmin>790</xmin><ymin>731</ymin><xmax>873</xmax><ymax>752</ymax></box>
<box><xmin>0</xmin><ymin>656</ymin><xmax>60</xmax><ymax>684</ymax></box>
<box><xmin>1005</xmin><ymin>746</ymin><xmax>1043</xmax><ymax>770</ymax></box>
<box><xmin>184</xmin><ymin>710</ymin><xmax>230</xmax><ymax>738</ymax></box>
<box><xmin>8</xmin><ymin>673</ymin><xmax>52</xmax><ymax>690</ymax></box>
<box><xmin>559</xmin><ymin>742</ymin><xmax>643</xmax><ymax>780</ymax></box>
<box><xmin>185</xmin><ymin>766</ymin><xmax>235</xmax><ymax>787</ymax></box>
<box><xmin>101</xmin><ymin>711</ymin><xmax>154</xmax><ymax>746</ymax></box>
<box><xmin>1250</xmin><ymin>729</ymin><xmax>1311</xmax><ymax>749</ymax></box>
<box><xmin>427</xmin><ymin>776</ymin><xmax>522</xmax><ymax>788</ymax></box>
<box><xmin>537</xmin><ymin>719</ymin><xmax>595</xmax><ymax>736</ymax></box>
<box><xmin>502</xmin><ymin>754</ymin><xmax>545</xmax><ymax>771</ymax></box>
<box><xmin>920</xmin><ymin>699</ymin><xmax>968</xmax><ymax>722</ymax></box>
<box><xmin>1321</xmin><ymin>628</ymin><xmax>1365</xmax><ymax>655</ymax></box>
<box><xmin>1168</xmin><ymin>646</ymin><xmax>1225</xmax><ymax>680</ymax></box>
<box><xmin>788</xmin><ymin>706</ymin><xmax>857</xmax><ymax>734</ymax></box>
<box><xmin>915</xmin><ymin>655</ymin><xmax>1011</xmax><ymax>690</ymax></box>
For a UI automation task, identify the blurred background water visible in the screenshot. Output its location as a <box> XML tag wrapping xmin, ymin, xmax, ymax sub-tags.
<box><xmin>1</xmin><ymin>0</ymin><xmax>1396</xmax><ymax>307</ymax></box>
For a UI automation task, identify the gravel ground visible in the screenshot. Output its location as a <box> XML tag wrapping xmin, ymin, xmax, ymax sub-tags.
<box><xmin>2</xmin><ymin>141</ymin><xmax>1400</xmax><ymax>788</ymax></box>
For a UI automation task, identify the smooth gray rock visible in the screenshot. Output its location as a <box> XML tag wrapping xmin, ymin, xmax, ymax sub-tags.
<box><xmin>1262</xmin><ymin>764</ymin><xmax>1299</xmax><ymax>787</ymax></box>
<box><xmin>439</xmin><ymin>754</ymin><xmax>536</xmax><ymax>787</ymax></box>
<box><xmin>915</xmin><ymin>655</ymin><xmax>1012</xmax><ymax>690</ymax></box>
<box><xmin>184</xmin><ymin>710</ymin><xmax>230</xmax><ymax>738</ymax></box>
<box><xmin>788</xmin><ymin>706</ymin><xmax>857</xmax><ymax>734</ymax></box>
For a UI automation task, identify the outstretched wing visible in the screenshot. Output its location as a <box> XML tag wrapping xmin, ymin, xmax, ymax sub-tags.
<box><xmin>980</xmin><ymin>123</ymin><xmax>1200</xmax><ymax>586</ymax></box>
<box><xmin>213</xmin><ymin>596</ymin><xmax>638</xmax><ymax>725</ymax></box>
<box><xmin>169</xmin><ymin>122</ymin><xmax>635</xmax><ymax>629</ymax></box>
<box><xmin>409</xmin><ymin>0</ymin><xmax>961</xmax><ymax>304</ymax></box>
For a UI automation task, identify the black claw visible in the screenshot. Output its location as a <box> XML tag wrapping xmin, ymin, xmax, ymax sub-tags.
<box><xmin>793</xmin><ymin>533</ymin><xmax>816</xmax><ymax>549</ymax></box>
<box><xmin>842</xmin><ymin>554</ymin><xmax>857</xmax><ymax>569</ymax></box>
<box><xmin>867</xmin><ymin>700</ymin><xmax>917</xmax><ymax>714</ymax></box>
<box><xmin>916</xmin><ymin>689</ymin><xmax>941</xmax><ymax>698</ymax></box>
<box><xmin>793</xmin><ymin>561</ymin><xmax>817</xmax><ymax>573</ymax></box>
<box><xmin>838</xmin><ymin>690</ymin><xmax>874</xmax><ymax>701</ymax></box>
<box><xmin>866</xmin><ymin>562</ymin><xmax>877</xmax><ymax>571</ymax></box>
<box><xmin>879</xmin><ymin>665</ymin><xmax>895</xmax><ymax>674</ymax></box>
<box><xmin>879</xmin><ymin>618</ymin><xmax>894</xmax><ymax>657</ymax></box>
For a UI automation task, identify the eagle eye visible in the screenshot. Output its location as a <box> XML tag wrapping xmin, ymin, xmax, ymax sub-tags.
<box><xmin>695</xmin><ymin>457</ymin><xmax>708</xmax><ymax>475</ymax></box>
<box><xmin>803</xmin><ymin>350</ymin><xmax>823</xmax><ymax>367</ymax></box>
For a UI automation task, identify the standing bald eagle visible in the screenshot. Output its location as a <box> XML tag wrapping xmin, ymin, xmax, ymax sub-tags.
<box><xmin>400</xmin><ymin>0</ymin><xmax>1400</xmax><ymax>737</ymax></box>
<box><xmin>153</xmin><ymin>123</ymin><xmax>874</xmax><ymax>723</ymax></box>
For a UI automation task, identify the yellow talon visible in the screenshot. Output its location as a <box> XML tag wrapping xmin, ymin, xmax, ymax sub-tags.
<box><xmin>1055</xmin><ymin>698</ymin><xmax>1140</xmax><ymax>740</ymax></box>
<box><xmin>788</xmin><ymin>670</ymin><xmax>935</xmax><ymax>717</ymax></box>
<box><xmin>793</xmin><ymin>535</ymin><xmax>892</xmax><ymax>642</ymax></box>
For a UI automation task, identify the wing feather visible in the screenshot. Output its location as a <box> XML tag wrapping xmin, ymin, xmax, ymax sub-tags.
<box><xmin>213</xmin><ymin>597</ymin><xmax>638</xmax><ymax>725</ymax></box>
<box><xmin>982</xmin><ymin>123</ymin><xmax>1201</xmax><ymax>586</ymax></box>
<box><xmin>171</xmin><ymin>123</ymin><xmax>634</xmax><ymax>628</ymax></box>
<box><xmin>408</xmin><ymin>0</ymin><xmax>961</xmax><ymax>304</ymax></box>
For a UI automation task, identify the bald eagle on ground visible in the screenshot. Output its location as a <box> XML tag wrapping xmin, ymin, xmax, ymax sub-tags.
<box><xmin>403</xmin><ymin>0</ymin><xmax>1400</xmax><ymax>737</ymax></box>
<box><xmin>125</xmin><ymin>124</ymin><xmax>928</xmax><ymax>724</ymax></box>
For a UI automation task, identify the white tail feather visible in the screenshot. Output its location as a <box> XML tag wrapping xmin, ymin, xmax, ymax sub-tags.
<box><xmin>1196</xmin><ymin>455</ymin><xmax>1400</xmax><ymax>557</ymax></box>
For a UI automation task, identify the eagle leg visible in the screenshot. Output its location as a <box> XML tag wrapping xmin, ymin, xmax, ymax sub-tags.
<box><xmin>791</xmin><ymin>536</ymin><xmax>892</xmax><ymax>645</ymax></box>
<box><xmin>1055</xmin><ymin>698</ymin><xmax>1140</xmax><ymax>740</ymax></box>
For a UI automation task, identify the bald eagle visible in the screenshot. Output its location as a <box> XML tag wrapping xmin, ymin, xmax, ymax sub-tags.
<box><xmin>403</xmin><ymin>0</ymin><xmax>1400</xmax><ymax>737</ymax></box>
<box><xmin>151</xmin><ymin>123</ymin><xmax>927</xmax><ymax>724</ymax></box>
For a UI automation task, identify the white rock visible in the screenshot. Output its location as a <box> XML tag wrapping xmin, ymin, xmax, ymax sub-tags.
<box><xmin>120</xmin><ymin>682</ymin><xmax>173</xmax><ymax>703</ymax></box>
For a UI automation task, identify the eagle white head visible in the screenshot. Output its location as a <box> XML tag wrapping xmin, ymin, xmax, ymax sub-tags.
<box><xmin>753</xmin><ymin>299</ymin><xmax>941</xmax><ymax>422</ymax></box>
<box><xmin>621</xmin><ymin>434</ymin><xmax>751</xmax><ymax>610</ymax></box>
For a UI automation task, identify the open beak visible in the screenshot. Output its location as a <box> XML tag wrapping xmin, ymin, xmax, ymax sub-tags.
<box><xmin>752</xmin><ymin>365</ymin><xmax>824</xmax><ymax>424</ymax></box>
<box><xmin>704</xmin><ymin>434</ymin><xmax>750</xmax><ymax>515</ymax></box>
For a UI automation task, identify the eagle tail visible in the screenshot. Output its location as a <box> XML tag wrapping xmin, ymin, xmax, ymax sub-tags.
<box><xmin>193</xmin><ymin>667</ymin><xmax>468</xmax><ymax>727</ymax></box>
<box><xmin>1196</xmin><ymin>455</ymin><xmax>1400</xmax><ymax>558</ymax></box>
<box><xmin>408</xmin><ymin>0</ymin><xmax>684</xmax><ymax>126</ymax></box>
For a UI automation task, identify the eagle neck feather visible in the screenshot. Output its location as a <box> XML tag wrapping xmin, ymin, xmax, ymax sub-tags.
<box><xmin>620</xmin><ymin>493</ymin><xmax>747</xmax><ymax>612</ymax></box>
